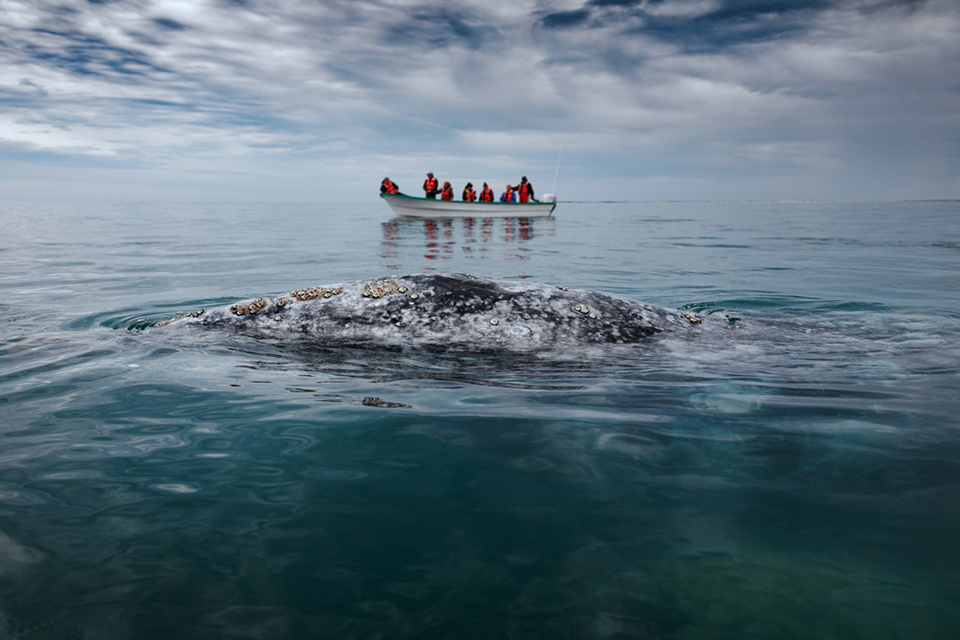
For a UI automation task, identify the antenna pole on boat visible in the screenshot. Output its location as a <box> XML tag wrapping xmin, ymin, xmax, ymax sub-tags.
<box><xmin>552</xmin><ymin>144</ymin><xmax>563</xmax><ymax>196</ymax></box>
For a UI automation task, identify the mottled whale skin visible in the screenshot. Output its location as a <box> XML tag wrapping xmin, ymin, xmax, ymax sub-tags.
<box><xmin>154</xmin><ymin>273</ymin><xmax>705</xmax><ymax>349</ymax></box>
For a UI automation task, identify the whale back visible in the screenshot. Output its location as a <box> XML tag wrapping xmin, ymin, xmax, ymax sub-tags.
<box><xmin>153</xmin><ymin>273</ymin><xmax>698</xmax><ymax>349</ymax></box>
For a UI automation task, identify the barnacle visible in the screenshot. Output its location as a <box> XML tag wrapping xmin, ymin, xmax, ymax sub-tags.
<box><xmin>156</xmin><ymin>310</ymin><xmax>202</xmax><ymax>327</ymax></box>
<box><xmin>681</xmin><ymin>311</ymin><xmax>702</xmax><ymax>325</ymax></box>
<box><xmin>362</xmin><ymin>279</ymin><xmax>406</xmax><ymax>299</ymax></box>
<box><xmin>230</xmin><ymin>299</ymin><xmax>265</xmax><ymax>316</ymax></box>
<box><xmin>292</xmin><ymin>287</ymin><xmax>342</xmax><ymax>302</ymax></box>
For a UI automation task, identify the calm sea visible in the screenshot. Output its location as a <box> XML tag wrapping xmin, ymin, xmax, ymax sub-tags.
<box><xmin>1</xmin><ymin>201</ymin><xmax>958</xmax><ymax>639</ymax></box>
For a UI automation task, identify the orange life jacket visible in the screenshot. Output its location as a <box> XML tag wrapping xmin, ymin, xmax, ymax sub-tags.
<box><xmin>381</xmin><ymin>179</ymin><xmax>399</xmax><ymax>194</ymax></box>
<box><xmin>440</xmin><ymin>185</ymin><xmax>454</xmax><ymax>200</ymax></box>
<box><xmin>424</xmin><ymin>176</ymin><xmax>438</xmax><ymax>192</ymax></box>
<box><xmin>479</xmin><ymin>187</ymin><xmax>494</xmax><ymax>202</ymax></box>
<box><xmin>517</xmin><ymin>181</ymin><xmax>531</xmax><ymax>203</ymax></box>
<box><xmin>463</xmin><ymin>187</ymin><xmax>476</xmax><ymax>202</ymax></box>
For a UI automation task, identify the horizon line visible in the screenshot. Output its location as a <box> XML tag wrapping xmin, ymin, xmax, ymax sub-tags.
<box><xmin>561</xmin><ymin>199</ymin><xmax>960</xmax><ymax>204</ymax></box>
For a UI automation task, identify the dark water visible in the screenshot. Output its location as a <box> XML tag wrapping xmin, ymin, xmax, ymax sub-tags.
<box><xmin>1</xmin><ymin>201</ymin><xmax>958</xmax><ymax>639</ymax></box>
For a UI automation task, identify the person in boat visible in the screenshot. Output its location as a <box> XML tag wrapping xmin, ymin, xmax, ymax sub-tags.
<box><xmin>516</xmin><ymin>176</ymin><xmax>536</xmax><ymax>203</ymax></box>
<box><xmin>462</xmin><ymin>183</ymin><xmax>476</xmax><ymax>202</ymax></box>
<box><xmin>440</xmin><ymin>181</ymin><xmax>454</xmax><ymax>200</ymax></box>
<box><xmin>380</xmin><ymin>177</ymin><xmax>400</xmax><ymax>195</ymax></box>
<box><xmin>500</xmin><ymin>185</ymin><xmax>516</xmax><ymax>203</ymax></box>
<box><xmin>423</xmin><ymin>172</ymin><xmax>439</xmax><ymax>199</ymax></box>
<box><xmin>479</xmin><ymin>183</ymin><xmax>494</xmax><ymax>202</ymax></box>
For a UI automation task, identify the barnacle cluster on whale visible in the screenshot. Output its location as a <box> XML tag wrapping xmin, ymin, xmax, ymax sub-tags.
<box><xmin>230</xmin><ymin>297</ymin><xmax>267</xmax><ymax>316</ymax></box>
<box><xmin>292</xmin><ymin>286</ymin><xmax>343</xmax><ymax>302</ymax></box>
<box><xmin>361</xmin><ymin>279</ymin><xmax>407</xmax><ymax>298</ymax></box>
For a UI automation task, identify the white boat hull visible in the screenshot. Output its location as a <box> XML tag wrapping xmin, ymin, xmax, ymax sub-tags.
<box><xmin>381</xmin><ymin>193</ymin><xmax>556</xmax><ymax>218</ymax></box>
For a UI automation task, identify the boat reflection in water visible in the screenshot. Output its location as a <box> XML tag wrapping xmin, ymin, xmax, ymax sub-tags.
<box><xmin>381</xmin><ymin>217</ymin><xmax>555</xmax><ymax>264</ymax></box>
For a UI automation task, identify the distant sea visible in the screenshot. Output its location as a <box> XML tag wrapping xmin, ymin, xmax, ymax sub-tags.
<box><xmin>1</xmin><ymin>201</ymin><xmax>958</xmax><ymax>639</ymax></box>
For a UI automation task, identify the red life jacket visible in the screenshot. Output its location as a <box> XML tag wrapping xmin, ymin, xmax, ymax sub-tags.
<box><xmin>500</xmin><ymin>187</ymin><xmax>514</xmax><ymax>203</ymax></box>
<box><xmin>424</xmin><ymin>176</ymin><xmax>438</xmax><ymax>192</ymax></box>
<box><xmin>517</xmin><ymin>181</ymin><xmax>531</xmax><ymax>203</ymax></box>
<box><xmin>381</xmin><ymin>179</ymin><xmax>399</xmax><ymax>194</ymax></box>
<box><xmin>440</xmin><ymin>185</ymin><xmax>454</xmax><ymax>200</ymax></box>
<box><xmin>480</xmin><ymin>187</ymin><xmax>494</xmax><ymax>202</ymax></box>
<box><xmin>463</xmin><ymin>187</ymin><xmax>476</xmax><ymax>202</ymax></box>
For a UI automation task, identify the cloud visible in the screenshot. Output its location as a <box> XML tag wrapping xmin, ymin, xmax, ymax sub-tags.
<box><xmin>536</xmin><ymin>0</ymin><xmax>832</xmax><ymax>53</ymax></box>
<box><xmin>0</xmin><ymin>0</ymin><xmax>957</xmax><ymax>200</ymax></box>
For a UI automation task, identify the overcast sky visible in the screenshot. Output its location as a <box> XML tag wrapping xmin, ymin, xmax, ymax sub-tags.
<box><xmin>1</xmin><ymin>0</ymin><xmax>958</xmax><ymax>201</ymax></box>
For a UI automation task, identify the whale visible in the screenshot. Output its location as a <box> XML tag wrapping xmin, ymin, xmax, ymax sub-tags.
<box><xmin>152</xmin><ymin>273</ymin><xmax>712</xmax><ymax>350</ymax></box>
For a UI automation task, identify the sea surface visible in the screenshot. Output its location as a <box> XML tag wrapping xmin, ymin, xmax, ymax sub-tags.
<box><xmin>1</xmin><ymin>201</ymin><xmax>958</xmax><ymax>639</ymax></box>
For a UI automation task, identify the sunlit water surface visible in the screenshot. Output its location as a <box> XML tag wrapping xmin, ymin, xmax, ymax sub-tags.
<box><xmin>1</xmin><ymin>201</ymin><xmax>958</xmax><ymax>639</ymax></box>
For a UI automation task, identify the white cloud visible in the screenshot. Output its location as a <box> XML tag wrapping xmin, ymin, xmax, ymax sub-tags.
<box><xmin>643</xmin><ymin>0</ymin><xmax>721</xmax><ymax>18</ymax></box>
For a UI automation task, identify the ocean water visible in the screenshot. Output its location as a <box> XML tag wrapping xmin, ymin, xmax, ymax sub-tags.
<box><xmin>0</xmin><ymin>200</ymin><xmax>958</xmax><ymax>639</ymax></box>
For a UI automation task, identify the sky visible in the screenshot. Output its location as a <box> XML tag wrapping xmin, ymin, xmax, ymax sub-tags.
<box><xmin>1</xmin><ymin>0</ymin><xmax>958</xmax><ymax>202</ymax></box>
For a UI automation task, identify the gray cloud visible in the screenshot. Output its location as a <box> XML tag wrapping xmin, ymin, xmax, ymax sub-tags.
<box><xmin>538</xmin><ymin>0</ymin><xmax>831</xmax><ymax>48</ymax></box>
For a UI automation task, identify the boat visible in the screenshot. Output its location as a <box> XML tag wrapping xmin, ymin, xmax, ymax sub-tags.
<box><xmin>381</xmin><ymin>193</ymin><xmax>556</xmax><ymax>218</ymax></box>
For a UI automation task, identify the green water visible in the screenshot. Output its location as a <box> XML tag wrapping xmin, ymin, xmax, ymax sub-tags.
<box><xmin>0</xmin><ymin>201</ymin><xmax>958</xmax><ymax>638</ymax></box>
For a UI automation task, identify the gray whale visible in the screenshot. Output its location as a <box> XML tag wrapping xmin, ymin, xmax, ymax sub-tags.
<box><xmin>153</xmin><ymin>273</ymin><xmax>708</xmax><ymax>349</ymax></box>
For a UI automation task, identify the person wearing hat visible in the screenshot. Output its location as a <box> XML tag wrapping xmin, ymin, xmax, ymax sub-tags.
<box><xmin>500</xmin><ymin>184</ymin><xmax>516</xmax><ymax>203</ymax></box>
<box><xmin>516</xmin><ymin>176</ymin><xmax>535</xmax><ymax>203</ymax></box>
<box><xmin>380</xmin><ymin>177</ymin><xmax>399</xmax><ymax>194</ymax></box>
<box><xmin>462</xmin><ymin>183</ymin><xmax>476</xmax><ymax>202</ymax></box>
<box><xmin>440</xmin><ymin>181</ymin><xmax>454</xmax><ymax>201</ymax></box>
<box><xmin>423</xmin><ymin>172</ymin><xmax>439</xmax><ymax>199</ymax></box>
<box><xmin>479</xmin><ymin>183</ymin><xmax>494</xmax><ymax>202</ymax></box>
